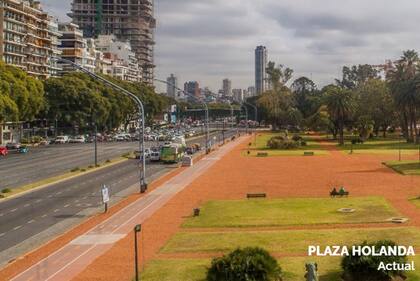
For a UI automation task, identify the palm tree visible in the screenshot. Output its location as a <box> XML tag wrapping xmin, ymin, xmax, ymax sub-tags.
<box><xmin>388</xmin><ymin>50</ymin><xmax>420</xmax><ymax>142</ymax></box>
<box><xmin>324</xmin><ymin>86</ymin><xmax>354</xmax><ymax>145</ymax></box>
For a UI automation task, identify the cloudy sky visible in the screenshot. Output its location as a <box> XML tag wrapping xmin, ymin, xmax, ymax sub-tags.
<box><xmin>42</xmin><ymin>0</ymin><xmax>420</xmax><ymax>92</ymax></box>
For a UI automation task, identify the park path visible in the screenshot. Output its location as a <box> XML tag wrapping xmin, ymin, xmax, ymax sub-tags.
<box><xmin>5</xmin><ymin>138</ymin><xmax>245</xmax><ymax>281</ymax></box>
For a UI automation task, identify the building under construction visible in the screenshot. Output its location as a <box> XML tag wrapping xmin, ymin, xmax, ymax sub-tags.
<box><xmin>69</xmin><ymin>0</ymin><xmax>156</xmax><ymax>85</ymax></box>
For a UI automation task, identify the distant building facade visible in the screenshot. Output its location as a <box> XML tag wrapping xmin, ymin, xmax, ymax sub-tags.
<box><xmin>222</xmin><ymin>79</ymin><xmax>232</xmax><ymax>97</ymax></box>
<box><xmin>255</xmin><ymin>46</ymin><xmax>268</xmax><ymax>95</ymax></box>
<box><xmin>232</xmin><ymin>89</ymin><xmax>244</xmax><ymax>102</ymax></box>
<box><xmin>166</xmin><ymin>74</ymin><xmax>178</xmax><ymax>99</ymax></box>
<box><xmin>69</xmin><ymin>0</ymin><xmax>156</xmax><ymax>85</ymax></box>
<box><xmin>184</xmin><ymin>81</ymin><xmax>200</xmax><ymax>102</ymax></box>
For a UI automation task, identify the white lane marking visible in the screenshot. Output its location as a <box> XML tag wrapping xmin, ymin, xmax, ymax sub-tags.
<box><xmin>27</xmin><ymin>219</ymin><xmax>35</xmax><ymax>224</ymax></box>
<box><xmin>10</xmin><ymin>208</ymin><xmax>17</xmax><ymax>212</ymax></box>
<box><xmin>13</xmin><ymin>225</ymin><xmax>22</xmax><ymax>231</ymax></box>
<box><xmin>0</xmin><ymin>213</ymin><xmax>4</xmax><ymax>217</ymax></box>
<box><xmin>64</xmin><ymin>204</ymin><xmax>70</xmax><ymax>208</ymax></box>
<box><xmin>74</xmin><ymin>200</ymin><xmax>79</xmax><ymax>203</ymax></box>
<box><xmin>24</xmin><ymin>204</ymin><xmax>30</xmax><ymax>208</ymax></box>
<box><xmin>0</xmin><ymin>233</ymin><xmax>5</xmax><ymax>237</ymax></box>
<box><xmin>48</xmin><ymin>195</ymin><xmax>53</xmax><ymax>198</ymax></box>
<box><xmin>35</xmin><ymin>199</ymin><xmax>42</xmax><ymax>203</ymax></box>
<box><xmin>41</xmin><ymin>214</ymin><xmax>48</xmax><ymax>218</ymax></box>
<box><xmin>56</xmin><ymin>191</ymin><xmax>62</xmax><ymax>195</ymax></box>
<box><xmin>53</xmin><ymin>209</ymin><xmax>60</xmax><ymax>213</ymax></box>
<box><xmin>82</xmin><ymin>196</ymin><xmax>88</xmax><ymax>200</ymax></box>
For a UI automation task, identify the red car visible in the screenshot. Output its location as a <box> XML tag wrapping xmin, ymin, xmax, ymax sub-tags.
<box><xmin>0</xmin><ymin>147</ymin><xmax>8</xmax><ymax>156</ymax></box>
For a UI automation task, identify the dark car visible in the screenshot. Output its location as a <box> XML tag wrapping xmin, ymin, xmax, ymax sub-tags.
<box><xmin>6</xmin><ymin>142</ymin><xmax>21</xmax><ymax>150</ymax></box>
<box><xmin>0</xmin><ymin>147</ymin><xmax>8</xmax><ymax>156</ymax></box>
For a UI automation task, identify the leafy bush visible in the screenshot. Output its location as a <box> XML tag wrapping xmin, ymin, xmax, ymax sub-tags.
<box><xmin>267</xmin><ymin>137</ymin><xmax>299</xmax><ymax>150</ymax></box>
<box><xmin>206</xmin><ymin>247</ymin><xmax>282</xmax><ymax>281</ymax></box>
<box><xmin>300</xmin><ymin>140</ymin><xmax>307</xmax><ymax>146</ymax></box>
<box><xmin>2</xmin><ymin>188</ymin><xmax>12</xmax><ymax>193</ymax></box>
<box><xmin>0</xmin><ymin>194</ymin><xmax>4</xmax><ymax>198</ymax></box>
<box><xmin>105</xmin><ymin>159</ymin><xmax>111</xmax><ymax>163</ymax></box>
<box><xmin>341</xmin><ymin>240</ymin><xmax>407</xmax><ymax>281</ymax></box>
<box><xmin>292</xmin><ymin>134</ymin><xmax>302</xmax><ymax>142</ymax></box>
<box><xmin>20</xmin><ymin>138</ymin><xmax>29</xmax><ymax>144</ymax></box>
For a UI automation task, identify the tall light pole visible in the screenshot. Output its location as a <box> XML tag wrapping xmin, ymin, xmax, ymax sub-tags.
<box><xmin>240</xmin><ymin>103</ymin><xmax>249</xmax><ymax>134</ymax></box>
<box><xmin>154</xmin><ymin>78</ymin><xmax>211</xmax><ymax>154</ymax></box>
<box><xmin>55</xmin><ymin>58</ymin><xmax>148</xmax><ymax>192</ymax></box>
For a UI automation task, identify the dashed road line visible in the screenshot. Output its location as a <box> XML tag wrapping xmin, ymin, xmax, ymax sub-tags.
<box><xmin>27</xmin><ymin>219</ymin><xmax>35</xmax><ymax>224</ymax></box>
<box><xmin>53</xmin><ymin>209</ymin><xmax>60</xmax><ymax>213</ymax></box>
<box><xmin>0</xmin><ymin>233</ymin><xmax>5</xmax><ymax>237</ymax></box>
<box><xmin>10</xmin><ymin>208</ymin><xmax>18</xmax><ymax>212</ymax></box>
<box><xmin>41</xmin><ymin>214</ymin><xmax>48</xmax><ymax>218</ymax></box>
<box><xmin>24</xmin><ymin>204</ymin><xmax>30</xmax><ymax>208</ymax></box>
<box><xmin>13</xmin><ymin>225</ymin><xmax>22</xmax><ymax>231</ymax></box>
<box><xmin>64</xmin><ymin>204</ymin><xmax>70</xmax><ymax>208</ymax></box>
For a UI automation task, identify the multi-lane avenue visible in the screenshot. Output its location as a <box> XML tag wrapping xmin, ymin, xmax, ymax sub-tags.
<box><xmin>0</xmin><ymin>128</ymin><xmax>239</xmax><ymax>267</ymax></box>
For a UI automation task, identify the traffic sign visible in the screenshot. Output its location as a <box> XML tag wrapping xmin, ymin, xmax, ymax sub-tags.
<box><xmin>101</xmin><ymin>185</ymin><xmax>110</xmax><ymax>204</ymax></box>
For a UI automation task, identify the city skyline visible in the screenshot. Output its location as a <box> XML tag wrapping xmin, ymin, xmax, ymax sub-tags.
<box><xmin>41</xmin><ymin>0</ymin><xmax>420</xmax><ymax>92</ymax></box>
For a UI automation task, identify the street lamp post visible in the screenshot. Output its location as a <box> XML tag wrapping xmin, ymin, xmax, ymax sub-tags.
<box><xmin>55</xmin><ymin>58</ymin><xmax>148</xmax><ymax>192</ymax></box>
<box><xmin>134</xmin><ymin>224</ymin><xmax>142</xmax><ymax>281</ymax></box>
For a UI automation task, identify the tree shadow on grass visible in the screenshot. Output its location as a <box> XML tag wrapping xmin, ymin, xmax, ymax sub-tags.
<box><xmin>320</xmin><ymin>271</ymin><xmax>342</xmax><ymax>281</ymax></box>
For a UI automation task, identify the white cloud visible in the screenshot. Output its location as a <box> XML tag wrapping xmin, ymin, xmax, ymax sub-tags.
<box><xmin>41</xmin><ymin>0</ymin><xmax>420</xmax><ymax>92</ymax></box>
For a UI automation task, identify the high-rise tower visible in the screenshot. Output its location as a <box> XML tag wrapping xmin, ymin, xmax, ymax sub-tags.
<box><xmin>255</xmin><ymin>46</ymin><xmax>268</xmax><ymax>95</ymax></box>
<box><xmin>69</xmin><ymin>0</ymin><xmax>156</xmax><ymax>85</ymax></box>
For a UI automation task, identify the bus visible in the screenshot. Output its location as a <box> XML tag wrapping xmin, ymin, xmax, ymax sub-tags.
<box><xmin>160</xmin><ymin>143</ymin><xmax>185</xmax><ymax>163</ymax></box>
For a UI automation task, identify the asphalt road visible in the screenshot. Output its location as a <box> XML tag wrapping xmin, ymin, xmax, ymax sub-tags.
<box><xmin>0</xmin><ymin>126</ymin><xmax>230</xmax><ymax>189</ymax></box>
<box><xmin>0</xmin><ymin>128</ymin><xmax>239</xmax><ymax>265</ymax></box>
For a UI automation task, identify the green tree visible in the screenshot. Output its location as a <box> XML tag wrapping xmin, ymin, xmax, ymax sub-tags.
<box><xmin>388</xmin><ymin>50</ymin><xmax>420</xmax><ymax>142</ymax></box>
<box><xmin>355</xmin><ymin>79</ymin><xmax>395</xmax><ymax>137</ymax></box>
<box><xmin>336</xmin><ymin>64</ymin><xmax>379</xmax><ymax>90</ymax></box>
<box><xmin>341</xmin><ymin>240</ymin><xmax>407</xmax><ymax>281</ymax></box>
<box><xmin>291</xmin><ymin>76</ymin><xmax>321</xmax><ymax>119</ymax></box>
<box><xmin>206</xmin><ymin>247</ymin><xmax>282</xmax><ymax>281</ymax></box>
<box><xmin>257</xmin><ymin>62</ymin><xmax>297</xmax><ymax>130</ymax></box>
<box><xmin>323</xmin><ymin>85</ymin><xmax>355</xmax><ymax>145</ymax></box>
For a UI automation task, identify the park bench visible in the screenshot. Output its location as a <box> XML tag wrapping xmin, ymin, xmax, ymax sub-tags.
<box><xmin>257</xmin><ymin>152</ymin><xmax>268</xmax><ymax>157</ymax></box>
<box><xmin>247</xmin><ymin>193</ymin><xmax>267</xmax><ymax>199</ymax></box>
<box><xmin>330</xmin><ymin>188</ymin><xmax>349</xmax><ymax>197</ymax></box>
<box><xmin>303</xmin><ymin>151</ymin><xmax>314</xmax><ymax>156</ymax></box>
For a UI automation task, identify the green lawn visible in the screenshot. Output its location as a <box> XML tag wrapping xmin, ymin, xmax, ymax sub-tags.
<box><xmin>338</xmin><ymin>138</ymin><xmax>420</xmax><ymax>155</ymax></box>
<box><xmin>244</xmin><ymin>133</ymin><xmax>328</xmax><ymax>157</ymax></box>
<box><xmin>142</xmin><ymin>256</ymin><xmax>420</xmax><ymax>281</ymax></box>
<box><xmin>183</xmin><ymin>197</ymin><xmax>399</xmax><ymax>228</ymax></box>
<box><xmin>409</xmin><ymin>197</ymin><xmax>420</xmax><ymax>208</ymax></box>
<box><xmin>161</xmin><ymin>227</ymin><xmax>420</xmax><ymax>254</ymax></box>
<box><xmin>384</xmin><ymin>160</ymin><xmax>420</xmax><ymax>175</ymax></box>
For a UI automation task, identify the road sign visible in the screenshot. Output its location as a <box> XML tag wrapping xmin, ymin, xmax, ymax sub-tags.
<box><xmin>101</xmin><ymin>185</ymin><xmax>110</xmax><ymax>204</ymax></box>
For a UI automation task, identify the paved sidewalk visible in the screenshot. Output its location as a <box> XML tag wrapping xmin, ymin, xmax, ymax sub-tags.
<box><xmin>10</xmin><ymin>139</ymin><xmax>243</xmax><ymax>281</ymax></box>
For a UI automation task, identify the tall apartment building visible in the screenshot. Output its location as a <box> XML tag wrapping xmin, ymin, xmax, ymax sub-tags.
<box><xmin>184</xmin><ymin>81</ymin><xmax>200</xmax><ymax>102</ymax></box>
<box><xmin>222</xmin><ymin>78</ymin><xmax>232</xmax><ymax>97</ymax></box>
<box><xmin>166</xmin><ymin>74</ymin><xmax>178</xmax><ymax>99</ymax></box>
<box><xmin>58</xmin><ymin>22</ymin><xmax>87</xmax><ymax>72</ymax></box>
<box><xmin>95</xmin><ymin>35</ymin><xmax>141</xmax><ymax>82</ymax></box>
<box><xmin>69</xmin><ymin>0</ymin><xmax>156</xmax><ymax>85</ymax></box>
<box><xmin>232</xmin><ymin>89</ymin><xmax>244</xmax><ymax>102</ymax></box>
<box><xmin>0</xmin><ymin>0</ymin><xmax>62</xmax><ymax>78</ymax></box>
<box><xmin>255</xmin><ymin>45</ymin><xmax>268</xmax><ymax>95</ymax></box>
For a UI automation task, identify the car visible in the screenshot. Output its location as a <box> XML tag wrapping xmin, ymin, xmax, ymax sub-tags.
<box><xmin>135</xmin><ymin>148</ymin><xmax>151</xmax><ymax>160</ymax></box>
<box><xmin>114</xmin><ymin>134</ymin><xmax>126</xmax><ymax>142</ymax></box>
<box><xmin>69</xmin><ymin>136</ymin><xmax>86</xmax><ymax>143</ymax></box>
<box><xmin>0</xmin><ymin>147</ymin><xmax>8</xmax><ymax>156</ymax></box>
<box><xmin>54</xmin><ymin>136</ymin><xmax>69</xmax><ymax>144</ymax></box>
<box><xmin>6</xmin><ymin>142</ymin><xmax>21</xmax><ymax>150</ymax></box>
<box><xmin>150</xmin><ymin>151</ymin><xmax>160</xmax><ymax>161</ymax></box>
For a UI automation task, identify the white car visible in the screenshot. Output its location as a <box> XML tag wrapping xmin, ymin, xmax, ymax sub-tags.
<box><xmin>70</xmin><ymin>136</ymin><xmax>86</xmax><ymax>143</ymax></box>
<box><xmin>54</xmin><ymin>136</ymin><xmax>69</xmax><ymax>144</ymax></box>
<box><xmin>150</xmin><ymin>151</ymin><xmax>160</xmax><ymax>161</ymax></box>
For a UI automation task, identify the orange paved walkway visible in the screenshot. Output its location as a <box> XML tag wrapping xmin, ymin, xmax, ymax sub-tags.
<box><xmin>71</xmin><ymin>135</ymin><xmax>420</xmax><ymax>281</ymax></box>
<box><xmin>2</xmin><ymin>134</ymin><xmax>420</xmax><ymax>281</ymax></box>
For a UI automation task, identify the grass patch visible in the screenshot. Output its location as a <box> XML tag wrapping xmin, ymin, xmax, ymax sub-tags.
<box><xmin>244</xmin><ymin>132</ymin><xmax>328</xmax><ymax>157</ymax></box>
<box><xmin>142</xmin><ymin>256</ymin><xmax>420</xmax><ymax>281</ymax></box>
<box><xmin>338</xmin><ymin>138</ymin><xmax>420</xmax><ymax>155</ymax></box>
<box><xmin>409</xmin><ymin>197</ymin><xmax>420</xmax><ymax>208</ymax></box>
<box><xmin>1</xmin><ymin>188</ymin><xmax>12</xmax><ymax>193</ymax></box>
<box><xmin>183</xmin><ymin>197</ymin><xmax>399</xmax><ymax>228</ymax></box>
<box><xmin>384</xmin><ymin>160</ymin><xmax>420</xmax><ymax>175</ymax></box>
<box><xmin>161</xmin><ymin>227</ymin><xmax>420</xmax><ymax>254</ymax></box>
